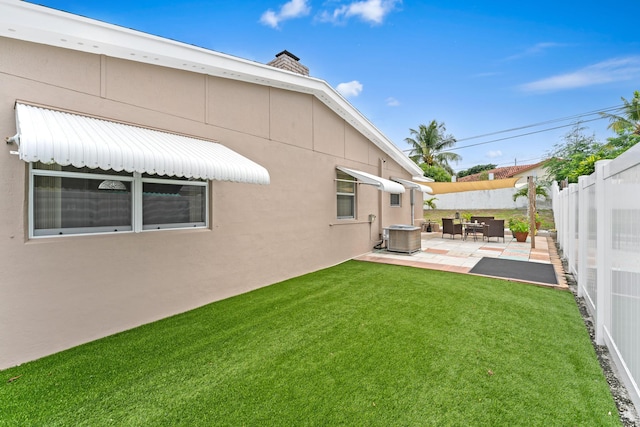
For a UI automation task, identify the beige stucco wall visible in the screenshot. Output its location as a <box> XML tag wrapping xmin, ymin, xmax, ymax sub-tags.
<box><xmin>0</xmin><ymin>37</ymin><xmax>421</xmax><ymax>369</ymax></box>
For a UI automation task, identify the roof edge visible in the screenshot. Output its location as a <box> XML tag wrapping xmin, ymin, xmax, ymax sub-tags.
<box><xmin>0</xmin><ymin>0</ymin><xmax>422</xmax><ymax>177</ymax></box>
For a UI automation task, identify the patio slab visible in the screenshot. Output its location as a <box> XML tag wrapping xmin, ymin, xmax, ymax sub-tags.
<box><xmin>355</xmin><ymin>232</ymin><xmax>568</xmax><ymax>289</ymax></box>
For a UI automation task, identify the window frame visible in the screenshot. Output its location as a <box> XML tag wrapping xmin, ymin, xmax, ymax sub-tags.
<box><xmin>29</xmin><ymin>163</ymin><xmax>209</xmax><ymax>238</ymax></box>
<box><xmin>336</xmin><ymin>171</ymin><xmax>357</xmax><ymax>220</ymax></box>
<box><xmin>390</xmin><ymin>193</ymin><xmax>401</xmax><ymax>207</ymax></box>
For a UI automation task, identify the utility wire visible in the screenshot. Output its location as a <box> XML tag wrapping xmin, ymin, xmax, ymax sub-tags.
<box><xmin>402</xmin><ymin>103</ymin><xmax>623</xmax><ymax>153</ymax></box>
<box><xmin>455</xmin><ymin>104</ymin><xmax>623</xmax><ymax>142</ymax></box>
<box><xmin>443</xmin><ymin>116</ymin><xmax>604</xmax><ymax>152</ymax></box>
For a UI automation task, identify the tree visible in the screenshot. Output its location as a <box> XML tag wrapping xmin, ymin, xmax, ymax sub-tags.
<box><xmin>598</xmin><ymin>90</ymin><xmax>640</xmax><ymax>160</ymax></box>
<box><xmin>545</xmin><ymin>124</ymin><xmax>602</xmax><ymax>183</ymax></box>
<box><xmin>457</xmin><ymin>163</ymin><xmax>496</xmax><ymax>178</ymax></box>
<box><xmin>512</xmin><ymin>183</ymin><xmax>549</xmax><ymax>202</ymax></box>
<box><xmin>424</xmin><ymin>197</ymin><xmax>438</xmax><ymax>209</ymax></box>
<box><xmin>600</xmin><ymin>90</ymin><xmax>640</xmax><ymax>135</ymax></box>
<box><xmin>547</xmin><ymin>92</ymin><xmax>640</xmax><ymax>184</ymax></box>
<box><xmin>405</xmin><ymin>120</ymin><xmax>461</xmax><ymax>175</ymax></box>
<box><xmin>421</xmin><ymin>164</ymin><xmax>451</xmax><ymax>182</ymax></box>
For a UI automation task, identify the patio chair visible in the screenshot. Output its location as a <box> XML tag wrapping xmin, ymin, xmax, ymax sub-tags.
<box><xmin>470</xmin><ymin>216</ymin><xmax>494</xmax><ymax>224</ymax></box>
<box><xmin>442</xmin><ymin>218</ymin><xmax>463</xmax><ymax>239</ymax></box>
<box><xmin>465</xmin><ymin>216</ymin><xmax>493</xmax><ymax>240</ymax></box>
<box><xmin>483</xmin><ymin>219</ymin><xmax>505</xmax><ymax>242</ymax></box>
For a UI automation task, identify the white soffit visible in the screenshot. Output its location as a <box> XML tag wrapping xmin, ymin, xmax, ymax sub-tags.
<box><xmin>390</xmin><ymin>177</ymin><xmax>434</xmax><ymax>194</ymax></box>
<box><xmin>0</xmin><ymin>0</ymin><xmax>422</xmax><ymax>179</ymax></box>
<box><xmin>337</xmin><ymin>167</ymin><xmax>405</xmax><ymax>194</ymax></box>
<box><xmin>14</xmin><ymin>103</ymin><xmax>270</xmax><ymax>184</ymax></box>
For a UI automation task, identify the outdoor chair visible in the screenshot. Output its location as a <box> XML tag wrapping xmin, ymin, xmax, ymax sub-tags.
<box><xmin>470</xmin><ymin>216</ymin><xmax>494</xmax><ymax>224</ymax></box>
<box><xmin>483</xmin><ymin>219</ymin><xmax>505</xmax><ymax>242</ymax></box>
<box><xmin>442</xmin><ymin>218</ymin><xmax>463</xmax><ymax>239</ymax></box>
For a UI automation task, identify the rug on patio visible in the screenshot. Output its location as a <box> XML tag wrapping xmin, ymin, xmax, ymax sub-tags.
<box><xmin>469</xmin><ymin>257</ymin><xmax>557</xmax><ymax>285</ymax></box>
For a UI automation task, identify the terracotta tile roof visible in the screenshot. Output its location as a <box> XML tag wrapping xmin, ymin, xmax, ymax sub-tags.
<box><xmin>457</xmin><ymin>162</ymin><xmax>544</xmax><ymax>182</ymax></box>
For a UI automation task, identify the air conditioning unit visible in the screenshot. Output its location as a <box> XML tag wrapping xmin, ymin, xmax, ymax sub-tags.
<box><xmin>381</xmin><ymin>228</ymin><xmax>390</xmax><ymax>248</ymax></box>
<box><xmin>386</xmin><ymin>225</ymin><xmax>421</xmax><ymax>254</ymax></box>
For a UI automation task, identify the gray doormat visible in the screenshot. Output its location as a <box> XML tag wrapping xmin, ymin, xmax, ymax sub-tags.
<box><xmin>469</xmin><ymin>257</ymin><xmax>557</xmax><ymax>285</ymax></box>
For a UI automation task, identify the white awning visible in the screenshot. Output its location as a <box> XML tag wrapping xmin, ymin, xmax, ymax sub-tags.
<box><xmin>412</xmin><ymin>175</ymin><xmax>435</xmax><ymax>183</ymax></box>
<box><xmin>337</xmin><ymin>167</ymin><xmax>405</xmax><ymax>193</ymax></box>
<box><xmin>12</xmin><ymin>103</ymin><xmax>270</xmax><ymax>184</ymax></box>
<box><xmin>390</xmin><ymin>177</ymin><xmax>434</xmax><ymax>194</ymax></box>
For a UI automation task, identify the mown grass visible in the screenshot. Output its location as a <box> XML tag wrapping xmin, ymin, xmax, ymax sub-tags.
<box><xmin>1</xmin><ymin>261</ymin><xmax>618</xmax><ymax>426</ymax></box>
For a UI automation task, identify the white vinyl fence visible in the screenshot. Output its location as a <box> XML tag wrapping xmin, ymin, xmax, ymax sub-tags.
<box><xmin>552</xmin><ymin>143</ymin><xmax>640</xmax><ymax>412</ymax></box>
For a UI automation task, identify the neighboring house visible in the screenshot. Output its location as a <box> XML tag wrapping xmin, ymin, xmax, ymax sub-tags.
<box><xmin>426</xmin><ymin>162</ymin><xmax>552</xmax><ymax>210</ymax></box>
<box><xmin>457</xmin><ymin>162</ymin><xmax>550</xmax><ymax>183</ymax></box>
<box><xmin>0</xmin><ymin>1</ymin><xmax>426</xmax><ymax>369</ymax></box>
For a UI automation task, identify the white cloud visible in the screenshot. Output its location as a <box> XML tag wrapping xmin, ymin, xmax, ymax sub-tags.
<box><xmin>260</xmin><ymin>10</ymin><xmax>280</xmax><ymax>28</ymax></box>
<box><xmin>386</xmin><ymin>97</ymin><xmax>400</xmax><ymax>106</ymax></box>
<box><xmin>486</xmin><ymin>150</ymin><xmax>502</xmax><ymax>158</ymax></box>
<box><xmin>519</xmin><ymin>56</ymin><xmax>640</xmax><ymax>93</ymax></box>
<box><xmin>336</xmin><ymin>80</ymin><xmax>363</xmax><ymax>97</ymax></box>
<box><xmin>319</xmin><ymin>0</ymin><xmax>401</xmax><ymax>25</ymax></box>
<box><xmin>260</xmin><ymin>0</ymin><xmax>311</xmax><ymax>29</ymax></box>
<box><xmin>504</xmin><ymin>42</ymin><xmax>567</xmax><ymax>61</ymax></box>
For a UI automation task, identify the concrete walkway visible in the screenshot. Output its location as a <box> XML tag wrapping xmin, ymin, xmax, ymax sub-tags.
<box><xmin>355</xmin><ymin>231</ymin><xmax>568</xmax><ymax>289</ymax></box>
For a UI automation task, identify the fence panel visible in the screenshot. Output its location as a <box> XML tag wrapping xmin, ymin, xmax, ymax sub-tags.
<box><xmin>607</xmin><ymin>161</ymin><xmax>640</xmax><ymax>409</ymax></box>
<box><xmin>578</xmin><ymin>176</ymin><xmax>597</xmax><ymax>315</ymax></box>
<box><xmin>552</xmin><ymin>145</ymin><xmax>640</xmax><ymax>412</ymax></box>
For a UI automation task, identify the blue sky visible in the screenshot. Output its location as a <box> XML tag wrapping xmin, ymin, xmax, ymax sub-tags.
<box><xmin>29</xmin><ymin>0</ymin><xmax>640</xmax><ymax>173</ymax></box>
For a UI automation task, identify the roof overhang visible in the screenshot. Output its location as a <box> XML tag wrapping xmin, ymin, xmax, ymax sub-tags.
<box><xmin>337</xmin><ymin>167</ymin><xmax>405</xmax><ymax>193</ymax></box>
<box><xmin>0</xmin><ymin>0</ymin><xmax>423</xmax><ymax>179</ymax></box>
<box><xmin>390</xmin><ymin>177</ymin><xmax>433</xmax><ymax>194</ymax></box>
<box><xmin>12</xmin><ymin>103</ymin><xmax>270</xmax><ymax>184</ymax></box>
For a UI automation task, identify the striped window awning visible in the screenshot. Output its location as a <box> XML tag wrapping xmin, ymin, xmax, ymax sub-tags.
<box><xmin>12</xmin><ymin>103</ymin><xmax>270</xmax><ymax>184</ymax></box>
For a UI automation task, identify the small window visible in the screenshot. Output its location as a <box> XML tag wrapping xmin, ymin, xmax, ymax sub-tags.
<box><xmin>336</xmin><ymin>170</ymin><xmax>356</xmax><ymax>219</ymax></box>
<box><xmin>390</xmin><ymin>193</ymin><xmax>401</xmax><ymax>207</ymax></box>
<box><xmin>30</xmin><ymin>162</ymin><xmax>208</xmax><ymax>237</ymax></box>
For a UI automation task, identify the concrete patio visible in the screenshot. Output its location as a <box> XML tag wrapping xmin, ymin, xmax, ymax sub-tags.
<box><xmin>355</xmin><ymin>231</ymin><xmax>568</xmax><ymax>289</ymax></box>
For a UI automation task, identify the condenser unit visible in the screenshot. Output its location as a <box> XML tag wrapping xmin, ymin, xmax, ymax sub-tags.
<box><xmin>385</xmin><ymin>225</ymin><xmax>421</xmax><ymax>254</ymax></box>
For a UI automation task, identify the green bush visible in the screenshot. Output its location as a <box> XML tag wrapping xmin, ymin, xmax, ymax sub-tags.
<box><xmin>508</xmin><ymin>216</ymin><xmax>530</xmax><ymax>233</ymax></box>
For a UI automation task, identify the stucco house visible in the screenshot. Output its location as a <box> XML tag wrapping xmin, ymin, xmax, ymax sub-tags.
<box><xmin>456</xmin><ymin>162</ymin><xmax>550</xmax><ymax>183</ymax></box>
<box><xmin>0</xmin><ymin>1</ymin><xmax>428</xmax><ymax>369</ymax></box>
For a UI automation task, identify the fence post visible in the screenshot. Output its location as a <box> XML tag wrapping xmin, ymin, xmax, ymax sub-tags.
<box><xmin>567</xmin><ymin>184</ymin><xmax>579</xmax><ymax>276</ymax></box>
<box><xmin>528</xmin><ymin>176</ymin><xmax>536</xmax><ymax>249</ymax></box>
<box><xmin>577</xmin><ymin>176</ymin><xmax>588</xmax><ymax>298</ymax></box>
<box><xmin>594</xmin><ymin>160</ymin><xmax>611</xmax><ymax>346</ymax></box>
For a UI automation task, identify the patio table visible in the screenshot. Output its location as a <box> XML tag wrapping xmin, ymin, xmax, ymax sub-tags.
<box><xmin>463</xmin><ymin>222</ymin><xmax>484</xmax><ymax>241</ymax></box>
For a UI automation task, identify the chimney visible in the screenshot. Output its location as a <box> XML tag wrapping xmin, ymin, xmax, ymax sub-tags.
<box><xmin>267</xmin><ymin>50</ymin><xmax>309</xmax><ymax>76</ymax></box>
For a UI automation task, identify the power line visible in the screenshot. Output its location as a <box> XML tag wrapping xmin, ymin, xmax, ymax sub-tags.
<box><xmin>455</xmin><ymin>104</ymin><xmax>623</xmax><ymax>142</ymax></box>
<box><xmin>443</xmin><ymin>116</ymin><xmax>604</xmax><ymax>152</ymax></box>
<box><xmin>402</xmin><ymin>103</ymin><xmax>623</xmax><ymax>153</ymax></box>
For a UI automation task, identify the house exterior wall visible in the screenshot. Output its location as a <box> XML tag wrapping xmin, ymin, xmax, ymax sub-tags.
<box><xmin>0</xmin><ymin>37</ymin><xmax>419</xmax><ymax>369</ymax></box>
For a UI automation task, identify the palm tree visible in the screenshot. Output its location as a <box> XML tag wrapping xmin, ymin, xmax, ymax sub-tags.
<box><xmin>512</xmin><ymin>183</ymin><xmax>549</xmax><ymax>202</ymax></box>
<box><xmin>600</xmin><ymin>91</ymin><xmax>640</xmax><ymax>135</ymax></box>
<box><xmin>405</xmin><ymin>120</ymin><xmax>461</xmax><ymax>175</ymax></box>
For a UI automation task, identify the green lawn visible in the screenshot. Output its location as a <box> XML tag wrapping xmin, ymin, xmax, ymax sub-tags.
<box><xmin>1</xmin><ymin>261</ymin><xmax>619</xmax><ymax>426</ymax></box>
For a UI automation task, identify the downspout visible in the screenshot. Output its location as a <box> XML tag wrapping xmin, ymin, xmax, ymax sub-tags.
<box><xmin>410</xmin><ymin>188</ymin><xmax>415</xmax><ymax>226</ymax></box>
<box><xmin>378</xmin><ymin>158</ymin><xmax>385</xmax><ymax>238</ymax></box>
